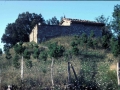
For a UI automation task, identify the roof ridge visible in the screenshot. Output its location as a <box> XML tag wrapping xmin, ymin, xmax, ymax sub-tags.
<box><xmin>64</xmin><ymin>18</ymin><xmax>103</xmax><ymax>24</ymax></box>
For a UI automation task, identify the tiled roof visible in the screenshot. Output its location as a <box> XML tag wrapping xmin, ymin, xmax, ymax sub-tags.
<box><xmin>61</xmin><ymin>18</ymin><xmax>105</xmax><ymax>26</ymax></box>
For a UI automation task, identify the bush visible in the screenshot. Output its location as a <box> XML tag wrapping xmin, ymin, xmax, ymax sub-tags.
<box><xmin>25</xmin><ymin>60</ymin><xmax>32</xmax><ymax>68</ymax></box>
<box><xmin>33</xmin><ymin>47</ymin><xmax>40</xmax><ymax>59</ymax></box>
<box><xmin>72</xmin><ymin>46</ymin><xmax>79</xmax><ymax>55</ymax></box>
<box><xmin>87</xmin><ymin>39</ymin><xmax>93</xmax><ymax>48</ymax></box>
<box><xmin>23</xmin><ymin>49</ymin><xmax>30</xmax><ymax>59</ymax></box>
<box><xmin>39</xmin><ymin>51</ymin><xmax>48</xmax><ymax>61</ymax></box>
<box><xmin>13</xmin><ymin>54</ymin><xmax>20</xmax><ymax>69</ymax></box>
<box><xmin>71</xmin><ymin>41</ymin><xmax>78</xmax><ymax>47</ymax></box>
<box><xmin>0</xmin><ymin>48</ymin><xmax>2</xmax><ymax>55</ymax></box>
<box><xmin>48</xmin><ymin>42</ymin><xmax>65</xmax><ymax>58</ymax></box>
<box><xmin>111</xmin><ymin>41</ymin><xmax>120</xmax><ymax>57</ymax></box>
<box><xmin>93</xmin><ymin>40</ymin><xmax>98</xmax><ymax>49</ymax></box>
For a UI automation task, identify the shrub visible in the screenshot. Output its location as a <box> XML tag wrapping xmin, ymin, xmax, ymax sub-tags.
<box><xmin>13</xmin><ymin>54</ymin><xmax>20</xmax><ymax>69</ymax></box>
<box><xmin>48</xmin><ymin>42</ymin><xmax>65</xmax><ymax>58</ymax></box>
<box><xmin>39</xmin><ymin>51</ymin><xmax>48</xmax><ymax>61</ymax></box>
<box><xmin>0</xmin><ymin>48</ymin><xmax>2</xmax><ymax>55</ymax></box>
<box><xmin>25</xmin><ymin>60</ymin><xmax>32</xmax><ymax>68</ymax></box>
<box><xmin>72</xmin><ymin>46</ymin><xmax>79</xmax><ymax>55</ymax></box>
<box><xmin>33</xmin><ymin>47</ymin><xmax>40</xmax><ymax>59</ymax></box>
<box><xmin>23</xmin><ymin>49</ymin><xmax>30</xmax><ymax>59</ymax></box>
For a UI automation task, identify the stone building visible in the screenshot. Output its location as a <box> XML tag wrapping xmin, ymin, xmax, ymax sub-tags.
<box><xmin>29</xmin><ymin>18</ymin><xmax>105</xmax><ymax>43</ymax></box>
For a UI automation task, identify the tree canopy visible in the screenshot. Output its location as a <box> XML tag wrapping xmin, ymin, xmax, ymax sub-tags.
<box><xmin>1</xmin><ymin>12</ymin><xmax>45</xmax><ymax>48</ymax></box>
<box><xmin>48</xmin><ymin>42</ymin><xmax>65</xmax><ymax>59</ymax></box>
<box><xmin>46</xmin><ymin>16</ymin><xmax>59</xmax><ymax>25</ymax></box>
<box><xmin>112</xmin><ymin>4</ymin><xmax>120</xmax><ymax>35</ymax></box>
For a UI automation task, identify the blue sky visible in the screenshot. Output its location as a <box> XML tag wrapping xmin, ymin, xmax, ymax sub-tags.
<box><xmin>0</xmin><ymin>1</ymin><xmax>119</xmax><ymax>51</ymax></box>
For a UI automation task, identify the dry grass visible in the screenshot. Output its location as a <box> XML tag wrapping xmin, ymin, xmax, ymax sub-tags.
<box><xmin>0</xmin><ymin>36</ymin><xmax>119</xmax><ymax>89</ymax></box>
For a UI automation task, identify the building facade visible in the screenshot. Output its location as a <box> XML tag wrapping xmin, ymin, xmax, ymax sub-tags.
<box><xmin>29</xmin><ymin>18</ymin><xmax>105</xmax><ymax>43</ymax></box>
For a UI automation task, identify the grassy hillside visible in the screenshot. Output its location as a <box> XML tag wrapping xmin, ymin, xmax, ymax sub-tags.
<box><xmin>0</xmin><ymin>36</ymin><xmax>119</xmax><ymax>90</ymax></box>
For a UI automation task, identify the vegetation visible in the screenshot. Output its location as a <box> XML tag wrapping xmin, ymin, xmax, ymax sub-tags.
<box><xmin>1</xmin><ymin>12</ymin><xmax>59</xmax><ymax>49</ymax></box>
<box><xmin>0</xmin><ymin>35</ymin><xmax>118</xmax><ymax>90</ymax></box>
<box><xmin>13</xmin><ymin>54</ymin><xmax>20</xmax><ymax>69</ymax></box>
<box><xmin>1</xmin><ymin>4</ymin><xmax>120</xmax><ymax>90</ymax></box>
<box><xmin>0</xmin><ymin>48</ymin><xmax>2</xmax><ymax>55</ymax></box>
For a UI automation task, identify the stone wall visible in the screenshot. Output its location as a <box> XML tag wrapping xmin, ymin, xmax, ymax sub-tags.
<box><xmin>29</xmin><ymin>25</ymin><xmax>38</xmax><ymax>43</ymax></box>
<box><xmin>37</xmin><ymin>23</ymin><xmax>103</xmax><ymax>43</ymax></box>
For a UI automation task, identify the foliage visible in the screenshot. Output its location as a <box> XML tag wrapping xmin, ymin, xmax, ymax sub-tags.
<box><xmin>90</xmin><ymin>30</ymin><xmax>95</xmax><ymax>38</ymax></box>
<box><xmin>95</xmin><ymin>15</ymin><xmax>112</xmax><ymax>37</ymax></box>
<box><xmin>4</xmin><ymin>44</ymin><xmax>11</xmax><ymax>53</ymax></box>
<box><xmin>0</xmin><ymin>48</ymin><xmax>2</xmax><ymax>55</ymax></box>
<box><xmin>70</xmin><ymin>41</ymin><xmax>78</xmax><ymax>47</ymax></box>
<box><xmin>39</xmin><ymin>51</ymin><xmax>48</xmax><ymax>61</ymax></box>
<box><xmin>1</xmin><ymin>12</ymin><xmax>45</xmax><ymax>47</ymax></box>
<box><xmin>25</xmin><ymin>60</ymin><xmax>32</xmax><ymax>68</ymax></box>
<box><xmin>23</xmin><ymin>49</ymin><xmax>31</xmax><ymax>60</ymax></box>
<box><xmin>33</xmin><ymin>46</ymin><xmax>40</xmax><ymax>59</ymax></box>
<box><xmin>93</xmin><ymin>39</ymin><xmax>98</xmax><ymax>49</ymax></box>
<box><xmin>14</xmin><ymin>42</ymin><xmax>25</xmax><ymax>55</ymax></box>
<box><xmin>48</xmin><ymin>42</ymin><xmax>65</xmax><ymax>58</ymax></box>
<box><xmin>71</xmin><ymin>46</ymin><xmax>79</xmax><ymax>55</ymax></box>
<box><xmin>101</xmin><ymin>35</ymin><xmax>110</xmax><ymax>49</ymax></box>
<box><xmin>5</xmin><ymin>49</ymin><xmax>12</xmax><ymax>60</ymax></box>
<box><xmin>46</xmin><ymin>16</ymin><xmax>59</xmax><ymax>25</ymax></box>
<box><xmin>81</xmin><ymin>33</ymin><xmax>88</xmax><ymax>44</ymax></box>
<box><xmin>112</xmin><ymin>4</ymin><xmax>120</xmax><ymax>35</ymax></box>
<box><xmin>87</xmin><ymin>38</ymin><xmax>93</xmax><ymax>48</ymax></box>
<box><xmin>111</xmin><ymin>40</ymin><xmax>120</xmax><ymax>57</ymax></box>
<box><xmin>13</xmin><ymin>54</ymin><xmax>20</xmax><ymax>69</ymax></box>
<box><xmin>95</xmin><ymin>14</ymin><xmax>109</xmax><ymax>24</ymax></box>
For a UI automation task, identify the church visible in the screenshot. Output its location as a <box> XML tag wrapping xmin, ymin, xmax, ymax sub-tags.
<box><xmin>29</xmin><ymin>18</ymin><xmax>105</xmax><ymax>43</ymax></box>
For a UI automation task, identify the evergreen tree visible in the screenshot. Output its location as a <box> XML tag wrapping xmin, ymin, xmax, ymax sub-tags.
<box><xmin>87</xmin><ymin>39</ymin><xmax>93</xmax><ymax>48</ymax></box>
<box><xmin>33</xmin><ymin>45</ymin><xmax>40</xmax><ymax>59</ymax></box>
<box><xmin>48</xmin><ymin>42</ymin><xmax>65</xmax><ymax>59</ymax></box>
<box><xmin>90</xmin><ymin>30</ymin><xmax>95</xmax><ymax>38</ymax></box>
<box><xmin>23</xmin><ymin>49</ymin><xmax>30</xmax><ymax>60</ymax></box>
<box><xmin>48</xmin><ymin>42</ymin><xmax>65</xmax><ymax>87</ymax></box>
<box><xmin>14</xmin><ymin>41</ymin><xmax>25</xmax><ymax>80</ymax></box>
<box><xmin>70</xmin><ymin>41</ymin><xmax>78</xmax><ymax>47</ymax></box>
<box><xmin>46</xmin><ymin>16</ymin><xmax>59</xmax><ymax>25</ymax></box>
<box><xmin>80</xmin><ymin>33</ymin><xmax>88</xmax><ymax>50</ymax></box>
<box><xmin>73</xmin><ymin>35</ymin><xmax>80</xmax><ymax>45</ymax></box>
<box><xmin>112</xmin><ymin>4</ymin><xmax>120</xmax><ymax>35</ymax></box>
<box><xmin>95</xmin><ymin>15</ymin><xmax>112</xmax><ymax>36</ymax></box>
<box><xmin>39</xmin><ymin>51</ymin><xmax>48</xmax><ymax>61</ymax></box>
<box><xmin>93</xmin><ymin>40</ymin><xmax>98</xmax><ymax>49</ymax></box>
<box><xmin>71</xmin><ymin>46</ymin><xmax>79</xmax><ymax>55</ymax></box>
<box><xmin>14</xmin><ymin>42</ymin><xmax>25</xmax><ymax>55</ymax></box>
<box><xmin>101</xmin><ymin>35</ymin><xmax>110</xmax><ymax>49</ymax></box>
<box><xmin>111</xmin><ymin>40</ymin><xmax>120</xmax><ymax>57</ymax></box>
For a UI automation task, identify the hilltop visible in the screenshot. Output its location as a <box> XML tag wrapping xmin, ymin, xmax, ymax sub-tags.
<box><xmin>0</xmin><ymin>35</ymin><xmax>118</xmax><ymax>90</ymax></box>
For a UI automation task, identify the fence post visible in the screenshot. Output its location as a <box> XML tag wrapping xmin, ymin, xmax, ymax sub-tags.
<box><xmin>117</xmin><ymin>62</ymin><xmax>120</xmax><ymax>85</ymax></box>
<box><xmin>21</xmin><ymin>56</ymin><xmax>24</xmax><ymax>90</ymax></box>
<box><xmin>51</xmin><ymin>57</ymin><xmax>54</xmax><ymax>89</ymax></box>
<box><xmin>67</xmin><ymin>62</ymin><xmax>71</xmax><ymax>89</ymax></box>
<box><xmin>71</xmin><ymin>63</ymin><xmax>80</xmax><ymax>89</ymax></box>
